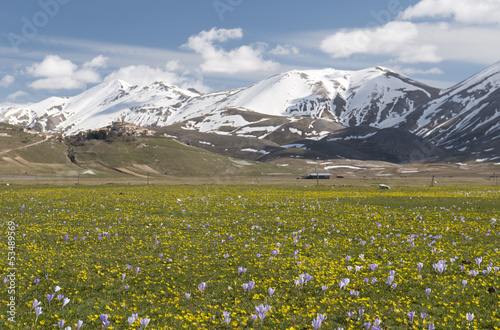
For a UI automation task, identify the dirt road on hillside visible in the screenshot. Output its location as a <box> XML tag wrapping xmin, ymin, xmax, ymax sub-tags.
<box><xmin>0</xmin><ymin>137</ymin><xmax>49</xmax><ymax>156</ymax></box>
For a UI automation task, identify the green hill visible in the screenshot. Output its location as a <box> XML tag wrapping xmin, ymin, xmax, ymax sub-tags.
<box><xmin>0</xmin><ymin>125</ymin><xmax>296</xmax><ymax>183</ymax></box>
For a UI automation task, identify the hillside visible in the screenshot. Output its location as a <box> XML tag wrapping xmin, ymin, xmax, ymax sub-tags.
<box><xmin>1</xmin><ymin>63</ymin><xmax>499</xmax><ymax>163</ymax></box>
<box><xmin>0</xmin><ymin>124</ymin><xmax>295</xmax><ymax>180</ymax></box>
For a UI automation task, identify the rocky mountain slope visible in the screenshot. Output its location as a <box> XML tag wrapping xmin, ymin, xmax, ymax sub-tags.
<box><xmin>1</xmin><ymin>63</ymin><xmax>499</xmax><ymax>162</ymax></box>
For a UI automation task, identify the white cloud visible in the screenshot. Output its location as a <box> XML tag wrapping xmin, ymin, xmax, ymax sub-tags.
<box><xmin>82</xmin><ymin>55</ymin><xmax>108</xmax><ymax>69</ymax></box>
<box><xmin>270</xmin><ymin>44</ymin><xmax>300</xmax><ymax>56</ymax></box>
<box><xmin>104</xmin><ymin>64</ymin><xmax>210</xmax><ymax>93</ymax></box>
<box><xmin>0</xmin><ymin>75</ymin><xmax>15</xmax><ymax>87</ymax></box>
<box><xmin>390</xmin><ymin>66</ymin><xmax>444</xmax><ymax>75</ymax></box>
<box><xmin>400</xmin><ymin>0</ymin><xmax>500</xmax><ymax>25</ymax></box>
<box><xmin>320</xmin><ymin>21</ymin><xmax>442</xmax><ymax>63</ymax></box>
<box><xmin>6</xmin><ymin>91</ymin><xmax>28</xmax><ymax>101</ymax></box>
<box><xmin>184</xmin><ymin>28</ymin><xmax>279</xmax><ymax>74</ymax></box>
<box><xmin>417</xmin><ymin>23</ymin><xmax>500</xmax><ymax>64</ymax></box>
<box><xmin>26</xmin><ymin>55</ymin><xmax>108</xmax><ymax>90</ymax></box>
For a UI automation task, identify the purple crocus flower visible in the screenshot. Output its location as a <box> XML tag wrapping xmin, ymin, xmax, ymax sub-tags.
<box><xmin>364</xmin><ymin>322</ymin><xmax>371</xmax><ymax>329</ymax></box>
<box><xmin>421</xmin><ymin>312</ymin><xmax>429</xmax><ymax>320</ymax></box>
<box><xmin>139</xmin><ymin>317</ymin><xmax>150</xmax><ymax>329</ymax></box>
<box><xmin>268</xmin><ymin>288</ymin><xmax>275</xmax><ymax>297</ymax></box>
<box><xmin>428</xmin><ymin>323</ymin><xmax>435</xmax><ymax>330</ymax></box>
<box><xmin>255</xmin><ymin>304</ymin><xmax>272</xmax><ymax>322</ymax></box>
<box><xmin>312</xmin><ymin>314</ymin><xmax>326</xmax><ymax>329</ymax></box>
<box><xmin>223</xmin><ymin>311</ymin><xmax>231</xmax><ymax>326</ymax></box>
<box><xmin>407</xmin><ymin>311</ymin><xmax>416</xmax><ymax>323</ymax></box>
<box><xmin>100</xmin><ymin>314</ymin><xmax>110</xmax><ymax>328</ymax></box>
<box><xmin>321</xmin><ymin>285</ymin><xmax>328</xmax><ymax>294</ymax></box>
<box><xmin>47</xmin><ymin>294</ymin><xmax>54</xmax><ymax>305</ymax></box>
<box><xmin>358</xmin><ymin>308</ymin><xmax>365</xmax><ymax>317</ymax></box>
<box><xmin>312</xmin><ymin>318</ymin><xmax>322</xmax><ymax>330</ymax></box>
<box><xmin>369</xmin><ymin>264</ymin><xmax>378</xmax><ymax>272</ymax></box>
<box><xmin>34</xmin><ymin>279</ymin><xmax>40</xmax><ymax>285</ymax></box>
<box><xmin>339</xmin><ymin>278</ymin><xmax>350</xmax><ymax>290</ymax></box>
<box><xmin>76</xmin><ymin>320</ymin><xmax>84</xmax><ymax>329</ymax></box>
<box><xmin>62</xmin><ymin>297</ymin><xmax>70</xmax><ymax>308</ymax></box>
<box><xmin>425</xmin><ymin>288</ymin><xmax>431</xmax><ymax>298</ymax></box>
<box><xmin>31</xmin><ymin>299</ymin><xmax>41</xmax><ymax>310</ymax></box>
<box><xmin>128</xmin><ymin>315</ymin><xmax>137</xmax><ymax>327</ymax></box>
<box><xmin>185</xmin><ymin>293</ymin><xmax>191</xmax><ymax>300</ymax></box>
<box><xmin>34</xmin><ymin>306</ymin><xmax>42</xmax><ymax>323</ymax></box>
<box><xmin>198</xmin><ymin>282</ymin><xmax>207</xmax><ymax>292</ymax></box>
<box><xmin>466</xmin><ymin>313</ymin><xmax>474</xmax><ymax>323</ymax></box>
<box><xmin>54</xmin><ymin>319</ymin><xmax>65</xmax><ymax>330</ymax></box>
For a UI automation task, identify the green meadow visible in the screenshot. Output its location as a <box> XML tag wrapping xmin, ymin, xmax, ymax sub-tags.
<box><xmin>1</xmin><ymin>185</ymin><xmax>499</xmax><ymax>329</ymax></box>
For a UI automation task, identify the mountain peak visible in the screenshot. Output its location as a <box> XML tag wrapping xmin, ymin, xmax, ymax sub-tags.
<box><xmin>374</xmin><ymin>66</ymin><xmax>394</xmax><ymax>73</ymax></box>
<box><xmin>104</xmin><ymin>79</ymin><xmax>132</xmax><ymax>90</ymax></box>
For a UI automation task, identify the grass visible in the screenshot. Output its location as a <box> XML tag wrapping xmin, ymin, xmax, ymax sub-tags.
<box><xmin>0</xmin><ymin>185</ymin><xmax>499</xmax><ymax>329</ymax></box>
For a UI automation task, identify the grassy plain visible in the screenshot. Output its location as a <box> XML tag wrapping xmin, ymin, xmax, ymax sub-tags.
<box><xmin>1</xmin><ymin>185</ymin><xmax>499</xmax><ymax>329</ymax></box>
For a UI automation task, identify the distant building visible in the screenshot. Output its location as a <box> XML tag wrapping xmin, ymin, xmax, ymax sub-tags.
<box><xmin>304</xmin><ymin>173</ymin><xmax>331</xmax><ymax>180</ymax></box>
<box><xmin>109</xmin><ymin>121</ymin><xmax>156</xmax><ymax>136</ymax></box>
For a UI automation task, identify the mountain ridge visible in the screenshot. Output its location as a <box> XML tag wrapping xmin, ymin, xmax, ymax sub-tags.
<box><xmin>1</xmin><ymin>63</ymin><xmax>499</xmax><ymax>162</ymax></box>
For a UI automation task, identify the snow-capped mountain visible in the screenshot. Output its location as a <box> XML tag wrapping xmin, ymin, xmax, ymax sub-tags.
<box><xmin>1</xmin><ymin>63</ymin><xmax>499</xmax><ymax>161</ymax></box>
<box><xmin>170</xmin><ymin>66</ymin><xmax>439</xmax><ymax>128</ymax></box>
<box><xmin>409</xmin><ymin>61</ymin><xmax>500</xmax><ymax>156</ymax></box>
<box><xmin>0</xmin><ymin>79</ymin><xmax>199</xmax><ymax>135</ymax></box>
<box><xmin>0</xmin><ymin>66</ymin><xmax>439</xmax><ymax>134</ymax></box>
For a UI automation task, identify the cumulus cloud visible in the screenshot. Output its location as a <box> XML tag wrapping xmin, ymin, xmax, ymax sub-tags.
<box><xmin>26</xmin><ymin>55</ymin><xmax>108</xmax><ymax>90</ymax></box>
<box><xmin>400</xmin><ymin>0</ymin><xmax>500</xmax><ymax>25</ymax></box>
<box><xmin>104</xmin><ymin>64</ymin><xmax>210</xmax><ymax>93</ymax></box>
<box><xmin>184</xmin><ymin>28</ymin><xmax>279</xmax><ymax>74</ymax></box>
<box><xmin>0</xmin><ymin>75</ymin><xmax>15</xmax><ymax>88</ymax></box>
<box><xmin>6</xmin><ymin>91</ymin><xmax>28</xmax><ymax>101</ymax></box>
<box><xmin>320</xmin><ymin>21</ymin><xmax>442</xmax><ymax>63</ymax></box>
<box><xmin>269</xmin><ymin>44</ymin><xmax>300</xmax><ymax>56</ymax></box>
<box><xmin>390</xmin><ymin>66</ymin><xmax>444</xmax><ymax>75</ymax></box>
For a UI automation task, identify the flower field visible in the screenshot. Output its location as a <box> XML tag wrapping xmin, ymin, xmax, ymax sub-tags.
<box><xmin>1</xmin><ymin>184</ymin><xmax>499</xmax><ymax>329</ymax></box>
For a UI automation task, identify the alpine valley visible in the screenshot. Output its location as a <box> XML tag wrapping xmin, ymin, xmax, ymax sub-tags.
<box><xmin>1</xmin><ymin>62</ymin><xmax>500</xmax><ymax>164</ymax></box>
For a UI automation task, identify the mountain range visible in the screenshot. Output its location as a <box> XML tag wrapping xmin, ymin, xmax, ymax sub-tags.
<box><xmin>1</xmin><ymin>62</ymin><xmax>499</xmax><ymax>163</ymax></box>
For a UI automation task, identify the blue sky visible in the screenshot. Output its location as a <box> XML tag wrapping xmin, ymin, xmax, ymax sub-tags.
<box><xmin>1</xmin><ymin>0</ymin><xmax>499</xmax><ymax>103</ymax></box>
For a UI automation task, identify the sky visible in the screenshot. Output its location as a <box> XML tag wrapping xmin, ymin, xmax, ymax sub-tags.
<box><xmin>1</xmin><ymin>0</ymin><xmax>500</xmax><ymax>103</ymax></box>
